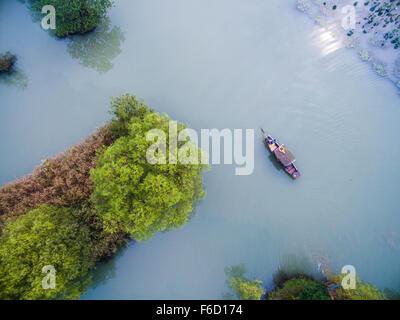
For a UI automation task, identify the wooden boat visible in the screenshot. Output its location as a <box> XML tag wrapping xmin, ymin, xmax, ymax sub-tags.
<box><xmin>324</xmin><ymin>281</ymin><xmax>342</xmax><ymax>300</ymax></box>
<box><xmin>261</xmin><ymin>128</ymin><xmax>300</xmax><ymax>179</ymax></box>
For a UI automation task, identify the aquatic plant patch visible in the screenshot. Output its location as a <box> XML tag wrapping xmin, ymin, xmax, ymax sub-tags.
<box><xmin>0</xmin><ymin>52</ymin><xmax>17</xmax><ymax>74</ymax></box>
<box><xmin>0</xmin><ymin>125</ymin><xmax>114</xmax><ymax>227</ymax></box>
<box><xmin>296</xmin><ymin>0</ymin><xmax>400</xmax><ymax>92</ymax></box>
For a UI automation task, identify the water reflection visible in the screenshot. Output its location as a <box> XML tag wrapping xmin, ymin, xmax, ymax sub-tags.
<box><xmin>0</xmin><ymin>68</ymin><xmax>28</xmax><ymax>90</ymax></box>
<box><xmin>273</xmin><ymin>254</ymin><xmax>325</xmax><ymax>288</ymax></box>
<box><xmin>222</xmin><ymin>255</ymin><xmax>324</xmax><ymax>299</ymax></box>
<box><xmin>85</xmin><ymin>245</ymin><xmax>130</xmax><ymax>292</ymax></box>
<box><xmin>18</xmin><ymin>0</ymin><xmax>48</xmax><ymax>26</ymax></box>
<box><xmin>311</xmin><ymin>27</ymin><xmax>344</xmax><ymax>57</ymax></box>
<box><xmin>67</xmin><ymin>18</ymin><xmax>125</xmax><ymax>74</ymax></box>
<box><xmin>222</xmin><ymin>264</ymin><xmax>248</xmax><ymax>299</ymax></box>
<box><xmin>378</xmin><ymin>230</ymin><xmax>399</xmax><ymax>251</ymax></box>
<box><xmin>384</xmin><ymin>288</ymin><xmax>400</xmax><ymax>300</ymax></box>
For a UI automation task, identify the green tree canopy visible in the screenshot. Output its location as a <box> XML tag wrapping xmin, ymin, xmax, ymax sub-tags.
<box><xmin>230</xmin><ymin>278</ymin><xmax>265</xmax><ymax>300</ymax></box>
<box><xmin>30</xmin><ymin>0</ymin><xmax>113</xmax><ymax>37</ymax></box>
<box><xmin>329</xmin><ymin>274</ymin><xmax>386</xmax><ymax>300</ymax></box>
<box><xmin>91</xmin><ymin>96</ymin><xmax>207</xmax><ymax>241</ymax></box>
<box><xmin>0</xmin><ymin>205</ymin><xmax>94</xmax><ymax>300</ymax></box>
<box><xmin>108</xmin><ymin>94</ymin><xmax>154</xmax><ymax>138</ymax></box>
<box><xmin>267</xmin><ymin>277</ymin><xmax>330</xmax><ymax>300</ymax></box>
<box><xmin>299</xmin><ymin>280</ymin><xmax>331</xmax><ymax>300</ymax></box>
<box><xmin>224</xmin><ymin>264</ymin><xmax>265</xmax><ymax>300</ymax></box>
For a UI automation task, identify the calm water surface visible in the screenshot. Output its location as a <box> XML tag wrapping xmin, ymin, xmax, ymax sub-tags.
<box><xmin>1</xmin><ymin>0</ymin><xmax>400</xmax><ymax>299</ymax></box>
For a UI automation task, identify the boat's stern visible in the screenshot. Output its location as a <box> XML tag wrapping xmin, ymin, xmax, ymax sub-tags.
<box><xmin>292</xmin><ymin>171</ymin><xmax>301</xmax><ymax>179</ymax></box>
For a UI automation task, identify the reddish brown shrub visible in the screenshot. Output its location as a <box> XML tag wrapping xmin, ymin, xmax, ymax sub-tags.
<box><xmin>0</xmin><ymin>124</ymin><xmax>129</xmax><ymax>260</ymax></box>
<box><xmin>0</xmin><ymin>125</ymin><xmax>113</xmax><ymax>228</ymax></box>
<box><xmin>0</xmin><ymin>93</ymin><xmax>153</xmax><ymax>262</ymax></box>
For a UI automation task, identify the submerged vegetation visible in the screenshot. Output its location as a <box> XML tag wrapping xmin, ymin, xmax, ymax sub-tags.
<box><xmin>66</xmin><ymin>17</ymin><xmax>125</xmax><ymax>73</ymax></box>
<box><xmin>0</xmin><ymin>94</ymin><xmax>207</xmax><ymax>299</ymax></box>
<box><xmin>225</xmin><ymin>257</ymin><xmax>387</xmax><ymax>300</ymax></box>
<box><xmin>268</xmin><ymin>255</ymin><xmax>387</xmax><ymax>300</ymax></box>
<box><xmin>297</xmin><ymin>0</ymin><xmax>400</xmax><ymax>91</ymax></box>
<box><xmin>265</xmin><ymin>274</ymin><xmax>385</xmax><ymax>300</ymax></box>
<box><xmin>224</xmin><ymin>264</ymin><xmax>266</xmax><ymax>300</ymax></box>
<box><xmin>359</xmin><ymin>0</ymin><xmax>400</xmax><ymax>49</ymax></box>
<box><xmin>14</xmin><ymin>1</ymin><xmax>123</xmax><ymax>74</ymax></box>
<box><xmin>0</xmin><ymin>52</ymin><xmax>17</xmax><ymax>74</ymax></box>
<box><xmin>0</xmin><ymin>51</ymin><xmax>27</xmax><ymax>90</ymax></box>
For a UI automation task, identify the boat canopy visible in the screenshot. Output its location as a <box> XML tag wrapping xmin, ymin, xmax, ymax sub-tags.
<box><xmin>274</xmin><ymin>145</ymin><xmax>296</xmax><ymax>166</ymax></box>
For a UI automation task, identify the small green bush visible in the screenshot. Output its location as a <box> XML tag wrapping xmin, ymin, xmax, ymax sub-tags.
<box><xmin>30</xmin><ymin>0</ymin><xmax>113</xmax><ymax>37</ymax></box>
<box><xmin>299</xmin><ymin>280</ymin><xmax>330</xmax><ymax>300</ymax></box>
<box><xmin>268</xmin><ymin>278</ymin><xmax>330</xmax><ymax>300</ymax></box>
<box><xmin>0</xmin><ymin>52</ymin><xmax>16</xmax><ymax>74</ymax></box>
<box><xmin>108</xmin><ymin>94</ymin><xmax>153</xmax><ymax>138</ymax></box>
<box><xmin>329</xmin><ymin>274</ymin><xmax>386</xmax><ymax>300</ymax></box>
<box><xmin>224</xmin><ymin>264</ymin><xmax>265</xmax><ymax>300</ymax></box>
<box><xmin>230</xmin><ymin>278</ymin><xmax>265</xmax><ymax>300</ymax></box>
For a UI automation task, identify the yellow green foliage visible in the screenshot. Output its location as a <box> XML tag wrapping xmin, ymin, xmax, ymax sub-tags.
<box><xmin>0</xmin><ymin>205</ymin><xmax>94</xmax><ymax>300</ymax></box>
<box><xmin>329</xmin><ymin>274</ymin><xmax>386</xmax><ymax>300</ymax></box>
<box><xmin>224</xmin><ymin>264</ymin><xmax>265</xmax><ymax>300</ymax></box>
<box><xmin>230</xmin><ymin>278</ymin><xmax>265</xmax><ymax>300</ymax></box>
<box><xmin>108</xmin><ymin>94</ymin><xmax>153</xmax><ymax>138</ymax></box>
<box><xmin>91</xmin><ymin>95</ymin><xmax>208</xmax><ymax>241</ymax></box>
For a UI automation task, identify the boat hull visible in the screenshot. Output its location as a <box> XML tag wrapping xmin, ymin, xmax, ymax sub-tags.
<box><xmin>262</xmin><ymin>130</ymin><xmax>301</xmax><ymax>179</ymax></box>
<box><xmin>284</xmin><ymin>163</ymin><xmax>301</xmax><ymax>179</ymax></box>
